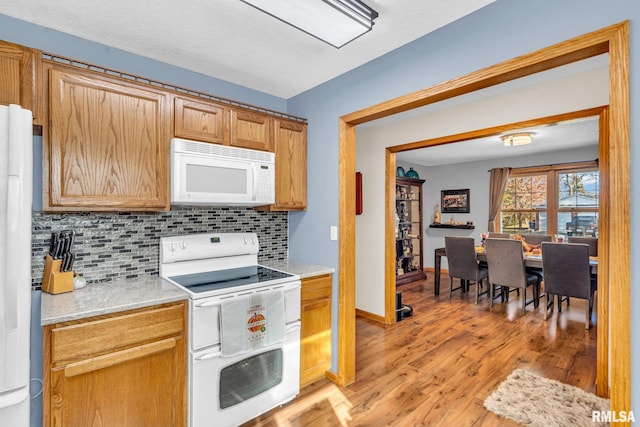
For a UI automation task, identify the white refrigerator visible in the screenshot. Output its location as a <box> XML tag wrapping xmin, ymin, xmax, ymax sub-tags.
<box><xmin>0</xmin><ymin>104</ymin><xmax>33</xmax><ymax>425</ymax></box>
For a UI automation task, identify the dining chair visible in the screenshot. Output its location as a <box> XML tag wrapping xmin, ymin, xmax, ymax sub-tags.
<box><xmin>541</xmin><ymin>242</ymin><xmax>596</xmax><ymax>329</ymax></box>
<box><xmin>488</xmin><ymin>232</ymin><xmax>510</xmax><ymax>239</ymax></box>
<box><xmin>520</xmin><ymin>234</ymin><xmax>551</xmax><ymax>281</ymax></box>
<box><xmin>521</xmin><ymin>234</ymin><xmax>552</xmax><ymax>246</ymax></box>
<box><xmin>567</xmin><ymin>236</ymin><xmax>598</xmax><ymax>257</ymax></box>
<box><xmin>484</xmin><ymin>238</ymin><xmax>541</xmax><ymax>314</ymax></box>
<box><xmin>444</xmin><ymin>236</ymin><xmax>489</xmax><ymax>303</ymax></box>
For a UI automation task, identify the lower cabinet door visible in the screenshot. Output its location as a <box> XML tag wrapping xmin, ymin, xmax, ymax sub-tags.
<box><xmin>49</xmin><ymin>337</ymin><xmax>185</xmax><ymax>427</ymax></box>
<box><xmin>300</xmin><ymin>297</ymin><xmax>332</xmax><ymax>387</ymax></box>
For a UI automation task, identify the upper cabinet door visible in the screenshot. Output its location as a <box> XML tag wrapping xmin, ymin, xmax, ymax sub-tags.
<box><xmin>47</xmin><ymin>67</ymin><xmax>170</xmax><ymax>211</ymax></box>
<box><xmin>272</xmin><ymin>119</ymin><xmax>307</xmax><ymax>211</ymax></box>
<box><xmin>174</xmin><ymin>97</ymin><xmax>229</xmax><ymax>144</ymax></box>
<box><xmin>230</xmin><ymin>109</ymin><xmax>273</xmax><ymax>152</ymax></box>
<box><xmin>0</xmin><ymin>40</ymin><xmax>38</xmax><ymax>117</ymax></box>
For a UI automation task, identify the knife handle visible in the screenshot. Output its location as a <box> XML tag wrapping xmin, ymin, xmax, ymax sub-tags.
<box><xmin>53</xmin><ymin>239</ymin><xmax>62</xmax><ymax>259</ymax></box>
<box><xmin>49</xmin><ymin>232</ymin><xmax>56</xmax><ymax>255</ymax></box>
<box><xmin>63</xmin><ymin>252</ymin><xmax>73</xmax><ymax>272</ymax></box>
<box><xmin>67</xmin><ymin>253</ymin><xmax>75</xmax><ymax>272</ymax></box>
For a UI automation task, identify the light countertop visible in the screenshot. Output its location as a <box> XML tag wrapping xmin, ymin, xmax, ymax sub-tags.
<box><xmin>261</xmin><ymin>259</ymin><xmax>334</xmax><ymax>279</ymax></box>
<box><xmin>41</xmin><ymin>276</ymin><xmax>187</xmax><ymax>326</ymax></box>
<box><xmin>41</xmin><ymin>259</ymin><xmax>333</xmax><ymax>325</ymax></box>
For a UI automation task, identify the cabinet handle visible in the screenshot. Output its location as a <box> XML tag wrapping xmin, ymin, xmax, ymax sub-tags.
<box><xmin>64</xmin><ymin>337</ymin><xmax>177</xmax><ymax>377</ymax></box>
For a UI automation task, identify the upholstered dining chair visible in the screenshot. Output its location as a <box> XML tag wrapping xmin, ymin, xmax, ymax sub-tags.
<box><xmin>567</xmin><ymin>236</ymin><xmax>598</xmax><ymax>257</ymax></box>
<box><xmin>541</xmin><ymin>242</ymin><xmax>596</xmax><ymax>329</ymax></box>
<box><xmin>444</xmin><ymin>236</ymin><xmax>489</xmax><ymax>304</ymax></box>
<box><xmin>522</xmin><ymin>234</ymin><xmax>552</xmax><ymax>246</ymax></box>
<box><xmin>520</xmin><ymin>234</ymin><xmax>551</xmax><ymax>281</ymax></box>
<box><xmin>487</xmin><ymin>232</ymin><xmax>510</xmax><ymax>239</ymax></box>
<box><xmin>484</xmin><ymin>238</ymin><xmax>541</xmax><ymax>314</ymax></box>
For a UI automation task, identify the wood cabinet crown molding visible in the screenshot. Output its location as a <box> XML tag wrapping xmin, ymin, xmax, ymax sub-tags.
<box><xmin>41</xmin><ymin>51</ymin><xmax>306</xmax><ymax>124</ymax></box>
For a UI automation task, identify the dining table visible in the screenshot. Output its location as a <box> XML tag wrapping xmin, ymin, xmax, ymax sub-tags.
<box><xmin>432</xmin><ymin>246</ymin><xmax>598</xmax><ymax>295</ymax></box>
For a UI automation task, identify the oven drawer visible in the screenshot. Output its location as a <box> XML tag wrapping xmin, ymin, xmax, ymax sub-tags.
<box><xmin>190</xmin><ymin>281</ymin><xmax>301</xmax><ymax>351</ymax></box>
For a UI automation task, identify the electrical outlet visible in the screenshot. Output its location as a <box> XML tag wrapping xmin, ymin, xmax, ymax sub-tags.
<box><xmin>330</xmin><ymin>226</ymin><xmax>338</xmax><ymax>241</ymax></box>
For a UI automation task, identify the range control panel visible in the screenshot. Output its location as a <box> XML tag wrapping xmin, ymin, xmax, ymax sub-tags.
<box><xmin>160</xmin><ymin>232</ymin><xmax>259</xmax><ymax>264</ymax></box>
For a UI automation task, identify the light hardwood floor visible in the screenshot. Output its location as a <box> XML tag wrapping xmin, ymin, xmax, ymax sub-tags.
<box><xmin>244</xmin><ymin>273</ymin><xmax>598</xmax><ymax>426</ymax></box>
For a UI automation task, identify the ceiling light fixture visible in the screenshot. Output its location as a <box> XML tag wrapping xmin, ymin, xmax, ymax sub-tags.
<box><xmin>501</xmin><ymin>132</ymin><xmax>533</xmax><ymax>147</ymax></box>
<box><xmin>240</xmin><ymin>0</ymin><xmax>379</xmax><ymax>48</ymax></box>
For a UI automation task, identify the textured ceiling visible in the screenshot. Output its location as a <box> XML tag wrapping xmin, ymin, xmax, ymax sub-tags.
<box><xmin>0</xmin><ymin>0</ymin><xmax>495</xmax><ymax>98</ymax></box>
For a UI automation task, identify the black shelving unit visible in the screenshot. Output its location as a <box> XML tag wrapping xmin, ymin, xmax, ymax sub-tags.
<box><xmin>395</xmin><ymin>176</ymin><xmax>426</xmax><ymax>285</ymax></box>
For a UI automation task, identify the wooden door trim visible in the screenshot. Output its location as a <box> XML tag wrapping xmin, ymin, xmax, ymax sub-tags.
<box><xmin>337</xmin><ymin>21</ymin><xmax>630</xmax><ymax>419</ymax></box>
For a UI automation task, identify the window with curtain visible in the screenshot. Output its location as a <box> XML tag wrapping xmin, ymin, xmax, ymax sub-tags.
<box><xmin>499</xmin><ymin>162</ymin><xmax>599</xmax><ymax>237</ymax></box>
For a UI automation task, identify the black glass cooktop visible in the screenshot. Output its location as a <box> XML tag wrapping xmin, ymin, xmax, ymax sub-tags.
<box><xmin>169</xmin><ymin>265</ymin><xmax>294</xmax><ymax>294</ymax></box>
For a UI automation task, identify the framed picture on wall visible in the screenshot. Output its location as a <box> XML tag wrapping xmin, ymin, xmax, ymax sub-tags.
<box><xmin>441</xmin><ymin>189</ymin><xmax>470</xmax><ymax>213</ymax></box>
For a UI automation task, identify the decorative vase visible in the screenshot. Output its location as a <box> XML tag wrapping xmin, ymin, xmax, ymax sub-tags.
<box><xmin>405</xmin><ymin>167</ymin><xmax>419</xmax><ymax>179</ymax></box>
<box><xmin>396</xmin><ymin>166</ymin><xmax>406</xmax><ymax>177</ymax></box>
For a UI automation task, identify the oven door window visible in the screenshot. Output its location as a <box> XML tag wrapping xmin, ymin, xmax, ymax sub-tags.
<box><xmin>219</xmin><ymin>349</ymin><xmax>283</xmax><ymax>409</ymax></box>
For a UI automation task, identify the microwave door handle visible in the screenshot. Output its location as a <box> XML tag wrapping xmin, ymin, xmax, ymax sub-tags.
<box><xmin>251</xmin><ymin>163</ymin><xmax>258</xmax><ymax>201</ymax></box>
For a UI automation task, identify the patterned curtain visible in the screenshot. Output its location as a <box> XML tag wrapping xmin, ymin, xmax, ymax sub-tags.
<box><xmin>488</xmin><ymin>167</ymin><xmax>511</xmax><ymax>232</ymax></box>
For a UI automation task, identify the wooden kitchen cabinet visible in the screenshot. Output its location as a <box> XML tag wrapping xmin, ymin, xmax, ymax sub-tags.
<box><xmin>300</xmin><ymin>273</ymin><xmax>332</xmax><ymax>388</ymax></box>
<box><xmin>0</xmin><ymin>39</ymin><xmax>39</xmax><ymax>117</ymax></box>
<box><xmin>44</xmin><ymin>66</ymin><xmax>170</xmax><ymax>211</ymax></box>
<box><xmin>174</xmin><ymin>96</ymin><xmax>229</xmax><ymax>144</ymax></box>
<box><xmin>12</xmin><ymin>41</ymin><xmax>309</xmax><ymax>211</ymax></box>
<box><xmin>43</xmin><ymin>301</ymin><xmax>187</xmax><ymax>427</ymax></box>
<box><xmin>257</xmin><ymin>118</ymin><xmax>307</xmax><ymax>211</ymax></box>
<box><xmin>230</xmin><ymin>108</ymin><xmax>273</xmax><ymax>152</ymax></box>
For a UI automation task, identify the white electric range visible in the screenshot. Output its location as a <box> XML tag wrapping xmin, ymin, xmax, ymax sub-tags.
<box><xmin>160</xmin><ymin>232</ymin><xmax>301</xmax><ymax>427</ymax></box>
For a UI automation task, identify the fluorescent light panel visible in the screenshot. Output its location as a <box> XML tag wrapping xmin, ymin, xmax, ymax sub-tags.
<box><xmin>241</xmin><ymin>0</ymin><xmax>379</xmax><ymax>48</ymax></box>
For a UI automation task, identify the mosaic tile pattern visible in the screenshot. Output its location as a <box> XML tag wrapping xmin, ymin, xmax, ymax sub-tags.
<box><xmin>32</xmin><ymin>207</ymin><xmax>288</xmax><ymax>286</ymax></box>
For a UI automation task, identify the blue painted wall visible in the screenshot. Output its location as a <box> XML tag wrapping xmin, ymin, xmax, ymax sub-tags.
<box><xmin>287</xmin><ymin>0</ymin><xmax>638</xmax><ymax>410</ymax></box>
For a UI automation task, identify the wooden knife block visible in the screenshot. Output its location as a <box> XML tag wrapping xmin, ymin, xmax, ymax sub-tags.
<box><xmin>42</xmin><ymin>254</ymin><xmax>74</xmax><ymax>294</ymax></box>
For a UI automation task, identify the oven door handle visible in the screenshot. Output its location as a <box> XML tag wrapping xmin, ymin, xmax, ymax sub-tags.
<box><xmin>286</xmin><ymin>322</ymin><xmax>301</xmax><ymax>333</ymax></box>
<box><xmin>194</xmin><ymin>351</ymin><xmax>221</xmax><ymax>361</ymax></box>
<box><xmin>194</xmin><ymin>301</ymin><xmax>222</xmax><ymax>308</ymax></box>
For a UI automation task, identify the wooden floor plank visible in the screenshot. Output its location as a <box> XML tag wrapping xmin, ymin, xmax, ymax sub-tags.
<box><xmin>244</xmin><ymin>272</ymin><xmax>598</xmax><ymax>426</ymax></box>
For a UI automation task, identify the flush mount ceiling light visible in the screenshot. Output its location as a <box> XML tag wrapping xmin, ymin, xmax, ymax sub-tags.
<box><xmin>501</xmin><ymin>132</ymin><xmax>533</xmax><ymax>147</ymax></box>
<box><xmin>240</xmin><ymin>0</ymin><xmax>379</xmax><ymax>48</ymax></box>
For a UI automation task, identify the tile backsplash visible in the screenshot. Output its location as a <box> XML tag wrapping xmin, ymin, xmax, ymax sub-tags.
<box><xmin>32</xmin><ymin>207</ymin><xmax>287</xmax><ymax>287</ymax></box>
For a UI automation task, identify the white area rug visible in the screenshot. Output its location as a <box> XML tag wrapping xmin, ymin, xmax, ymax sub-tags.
<box><xmin>484</xmin><ymin>369</ymin><xmax>610</xmax><ymax>427</ymax></box>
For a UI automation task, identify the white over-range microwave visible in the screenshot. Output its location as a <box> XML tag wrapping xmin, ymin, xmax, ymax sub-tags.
<box><xmin>171</xmin><ymin>138</ymin><xmax>275</xmax><ymax>206</ymax></box>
